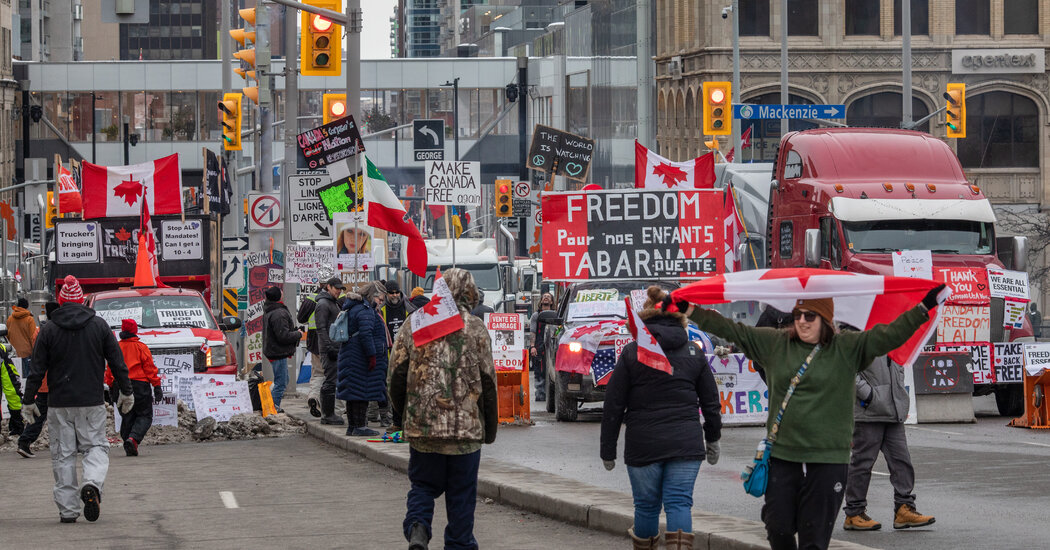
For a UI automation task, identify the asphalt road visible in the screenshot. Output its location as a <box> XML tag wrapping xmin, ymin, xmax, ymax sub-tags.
<box><xmin>6</xmin><ymin>435</ymin><xmax>625</xmax><ymax>549</ymax></box>
<box><xmin>483</xmin><ymin>394</ymin><xmax>1050</xmax><ymax>550</ymax></box>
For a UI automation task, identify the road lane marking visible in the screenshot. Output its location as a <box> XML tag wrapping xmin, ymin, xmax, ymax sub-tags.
<box><xmin>219</xmin><ymin>491</ymin><xmax>239</xmax><ymax>509</ymax></box>
<box><xmin>906</xmin><ymin>426</ymin><xmax>963</xmax><ymax>436</ymax></box>
<box><xmin>1022</xmin><ymin>441</ymin><xmax>1050</xmax><ymax>448</ymax></box>
<box><xmin>871</xmin><ymin>471</ymin><xmax>889</xmax><ymax>476</ymax></box>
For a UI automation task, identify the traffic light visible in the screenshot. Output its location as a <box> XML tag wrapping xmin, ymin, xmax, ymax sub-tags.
<box><xmin>301</xmin><ymin>1</ymin><xmax>343</xmax><ymax>77</ymax></box>
<box><xmin>702</xmin><ymin>81</ymin><xmax>732</xmax><ymax>136</ymax></box>
<box><xmin>233</xmin><ymin>8</ymin><xmax>259</xmax><ymax>104</ymax></box>
<box><xmin>495</xmin><ymin>179</ymin><xmax>513</xmax><ymax>217</ymax></box>
<box><xmin>944</xmin><ymin>83</ymin><xmax>966</xmax><ymax>139</ymax></box>
<box><xmin>218</xmin><ymin>93</ymin><xmax>243</xmax><ymax>151</ymax></box>
<box><xmin>45</xmin><ymin>191</ymin><xmax>56</xmax><ymax>229</ymax></box>
<box><xmin>323</xmin><ymin>93</ymin><xmax>347</xmax><ymax>125</ymax></box>
<box><xmin>505</xmin><ymin>83</ymin><xmax>519</xmax><ymax>103</ymax></box>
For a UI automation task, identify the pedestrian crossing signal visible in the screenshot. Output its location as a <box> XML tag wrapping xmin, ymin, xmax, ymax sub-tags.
<box><xmin>703</xmin><ymin>81</ymin><xmax>732</xmax><ymax>136</ymax></box>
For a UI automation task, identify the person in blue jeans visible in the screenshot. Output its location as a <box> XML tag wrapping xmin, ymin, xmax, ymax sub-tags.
<box><xmin>261</xmin><ymin>286</ymin><xmax>303</xmax><ymax>412</ymax></box>
<box><xmin>600</xmin><ymin>286</ymin><xmax>723</xmax><ymax>550</ymax></box>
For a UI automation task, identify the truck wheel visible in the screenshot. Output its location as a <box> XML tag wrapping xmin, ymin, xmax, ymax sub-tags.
<box><xmin>994</xmin><ymin>385</ymin><xmax>1024</xmax><ymax>417</ymax></box>
<box><xmin>545</xmin><ymin>376</ymin><xmax>556</xmax><ymax>413</ymax></box>
<box><xmin>554</xmin><ymin>380</ymin><xmax>578</xmax><ymax>422</ymax></box>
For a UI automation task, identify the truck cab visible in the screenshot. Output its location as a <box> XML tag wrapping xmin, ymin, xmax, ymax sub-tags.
<box><xmin>405</xmin><ymin>238</ymin><xmax>517</xmax><ymax>311</ymax></box>
<box><xmin>764</xmin><ymin>128</ymin><xmax>1031</xmax><ymax>414</ymax></box>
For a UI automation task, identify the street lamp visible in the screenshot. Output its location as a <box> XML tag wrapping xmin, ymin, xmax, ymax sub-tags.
<box><xmin>90</xmin><ymin>93</ymin><xmax>104</xmax><ymax>163</ymax></box>
<box><xmin>441</xmin><ymin>78</ymin><xmax>460</xmax><ymax>161</ymax></box>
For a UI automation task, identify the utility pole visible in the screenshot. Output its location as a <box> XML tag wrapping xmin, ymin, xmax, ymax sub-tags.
<box><xmin>636</xmin><ymin>0</ymin><xmax>653</xmax><ymax>147</ymax></box>
<box><xmin>282</xmin><ymin>2</ymin><xmax>300</xmax><ymax>394</ymax></box>
<box><xmin>902</xmin><ymin>0</ymin><xmax>912</xmax><ymax>128</ymax></box>
<box><xmin>517</xmin><ymin>57</ymin><xmax>528</xmax><ymax>257</ymax></box>
<box><xmin>780</xmin><ymin>0</ymin><xmax>788</xmax><ymax>136</ymax></box>
<box><xmin>123</xmin><ymin>116</ymin><xmax>130</xmax><ymax>165</ymax></box>
<box><xmin>730</xmin><ymin>0</ymin><xmax>741</xmax><ymax>157</ymax></box>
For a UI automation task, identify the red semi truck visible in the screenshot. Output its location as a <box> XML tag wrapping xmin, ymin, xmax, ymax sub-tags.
<box><xmin>722</xmin><ymin>128</ymin><xmax>1032</xmax><ymax>415</ymax></box>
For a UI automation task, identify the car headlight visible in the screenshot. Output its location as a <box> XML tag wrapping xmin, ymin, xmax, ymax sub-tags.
<box><xmin>207</xmin><ymin>345</ymin><xmax>226</xmax><ymax>367</ymax></box>
<box><xmin>568</xmin><ymin>342</ymin><xmax>582</xmax><ymax>353</ymax></box>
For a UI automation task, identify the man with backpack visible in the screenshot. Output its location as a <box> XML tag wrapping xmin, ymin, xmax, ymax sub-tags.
<box><xmin>314</xmin><ymin>277</ymin><xmax>346</xmax><ymax>425</ymax></box>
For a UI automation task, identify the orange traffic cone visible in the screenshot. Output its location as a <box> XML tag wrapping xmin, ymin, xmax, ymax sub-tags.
<box><xmin>133</xmin><ymin>234</ymin><xmax>156</xmax><ymax>287</ymax></box>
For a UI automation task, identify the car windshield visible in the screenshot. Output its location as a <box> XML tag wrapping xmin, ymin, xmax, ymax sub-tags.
<box><xmin>421</xmin><ymin>264</ymin><xmax>502</xmax><ymax>291</ymax></box>
<box><xmin>841</xmin><ymin>219</ymin><xmax>994</xmax><ymax>255</ymax></box>
<box><xmin>92</xmin><ymin>295</ymin><xmax>217</xmax><ymax>330</ymax></box>
<box><xmin>564</xmin><ymin>281</ymin><xmax>678</xmax><ymax>322</ymax></box>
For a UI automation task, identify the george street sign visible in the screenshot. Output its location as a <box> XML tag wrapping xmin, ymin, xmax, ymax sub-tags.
<box><xmin>413</xmin><ymin>119</ymin><xmax>445</xmax><ymax>161</ymax></box>
<box><xmin>288</xmin><ymin>173</ymin><xmax>334</xmax><ymax>241</ymax></box>
<box><xmin>733</xmin><ymin>104</ymin><xmax>845</xmax><ymax>120</ymax></box>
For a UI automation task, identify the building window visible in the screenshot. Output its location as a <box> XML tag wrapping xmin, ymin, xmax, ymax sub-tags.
<box><xmin>740</xmin><ymin>0</ymin><xmax>770</xmax><ymax>36</ymax></box>
<box><xmin>739</xmin><ymin>93</ymin><xmax>818</xmax><ymax>162</ymax></box>
<box><xmin>846</xmin><ymin>92</ymin><xmax>930</xmax><ymax>132</ymax></box>
<box><xmin>846</xmin><ymin>0</ymin><xmax>879</xmax><ymax>35</ymax></box>
<box><xmin>788</xmin><ymin>0</ymin><xmax>819</xmax><ymax>36</ymax></box>
<box><xmin>956</xmin><ymin>0</ymin><xmax>990</xmax><ymax>35</ymax></box>
<box><xmin>779</xmin><ymin>221</ymin><xmax>793</xmax><ymax>259</ymax></box>
<box><xmin>1004</xmin><ymin>0</ymin><xmax>1038</xmax><ymax>34</ymax></box>
<box><xmin>957</xmin><ymin>91</ymin><xmax>1038</xmax><ymax>168</ymax></box>
<box><xmin>894</xmin><ymin>0</ymin><xmax>929</xmax><ymax>35</ymax></box>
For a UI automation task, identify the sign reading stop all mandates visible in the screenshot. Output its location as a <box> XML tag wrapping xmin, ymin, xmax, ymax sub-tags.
<box><xmin>248</xmin><ymin>193</ymin><xmax>282</xmax><ymax>231</ymax></box>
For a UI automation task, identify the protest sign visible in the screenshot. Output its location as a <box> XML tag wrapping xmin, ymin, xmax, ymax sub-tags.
<box><xmin>708</xmin><ymin>353</ymin><xmax>768</xmax><ymax>425</ymax></box>
<box><xmin>178</xmin><ymin>374</ymin><xmax>237</xmax><ymax>411</ymax></box>
<box><xmin>892</xmin><ymin>250</ymin><xmax>932</xmax><ymax>280</ymax></box>
<box><xmin>153</xmin><ymin>353</ymin><xmax>193</xmax><ymax>426</ymax></box>
<box><xmin>424</xmin><ymin>161</ymin><xmax>482</xmax><ymax>207</ymax></box>
<box><xmin>161</xmin><ymin>219</ymin><xmax>204</xmax><ymax>261</ymax></box>
<box><xmin>1004</xmin><ymin>298</ymin><xmax>1027</xmax><ymax>329</ymax></box>
<box><xmin>95</xmin><ymin>307</ymin><xmax>143</xmax><ymax>327</ymax></box>
<box><xmin>935</xmin><ymin>343</ymin><xmax>994</xmax><ymax>384</ymax></box>
<box><xmin>157</xmin><ymin>308</ymin><xmax>211</xmax><ymax>329</ymax></box>
<box><xmin>191</xmin><ymin>380</ymin><xmax>253</xmax><ymax>422</ymax></box>
<box><xmin>1024</xmin><ymin>342</ymin><xmax>1050</xmax><ymax>376</ymax></box>
<box><xmin>526</xmin><ymin>125</ymin><xmax>595</xmax><ymax>182</ymax></box>
<box><xmin>542</xmin><ymin>189</ymin><xmax>724</xmax><ymax>280</ymax></box>
<box><xmin>486</xmin><ymin>313</ymin><xmax>526</xmax><ymax>371</ymax></box>
<box><xmin>937</xmin><ymin>304</ymin><xmax>991</xmax><ymax>343</ymax></box>
<box><xmin>912</xmin><ymin>352</ymin><xmax>974</xmax><ymax>394</ymax></box>
<box><xmin>286</xmin><ymin>245</ymin><xmax>335</xmax><ymax>285</ymax></box>
<box><xmin>994</xmin><ymin>342</ymin><xmax>1026</xmax><ymax>383</ymax></box>
<box><xmin>934</xmin><ymin>267</ymin><xmax>990</xmax><ymax>305</ymax></box>
<box><xmin>987</xmin><ymin>269</ymin><xmax>1030</xmax><ymax>300</ymax></box>
<box><xmin>295</xmin><ymin>116</ymin><xmax>364</xmax><ymax>170</ymax></box>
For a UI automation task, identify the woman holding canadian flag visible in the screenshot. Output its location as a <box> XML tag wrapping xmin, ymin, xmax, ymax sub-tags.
<box><xmin>671</xmin><ymin>270</ymin><xmax>949</xmax><ymax>550</ymax></box>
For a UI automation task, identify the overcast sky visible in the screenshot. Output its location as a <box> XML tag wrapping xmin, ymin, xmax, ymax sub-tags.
<box><xmin>361</xmin><ymin>0</ymin><xmax>397</xmax><ymax>59</ymax></box>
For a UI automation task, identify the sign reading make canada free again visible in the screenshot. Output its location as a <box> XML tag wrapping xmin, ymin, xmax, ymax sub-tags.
<box><xmin>526</xmin><ymin>124</ymin><xmax>594</xmax><ymax>182</ymax></box>
<box><xmin>424</xmin><ymin>161</ymin><xmax>481</xmax><ymax>207</ymax></box>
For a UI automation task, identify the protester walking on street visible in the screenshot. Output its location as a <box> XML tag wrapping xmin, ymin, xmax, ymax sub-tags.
<box><xmin>298</xmin><ymin>281</ymin><xmax>325</xmax><ymax>417</ymax></box>
<box><xmin>337</xmin><ymin>281</ymin><xmax>390</xmax><ymax>437</ymax></box>
<box><xmin>7</xmin><ymin>296</ymin><xmax>37</xmax><ymax>378</ymax></box>
<box><xmin>378</xmin><ymin>280</ymin><xmax>408</xmax><ymax>429</ymax></box>
<box><xmin>17</xmin><ymin>301</ymin><xmax>60</xmax><ymax>459</ymax></box>
<box><xmin>315</xmin><ymin>277</ymin><xmax>346</xmax><ymax>425</ymax></box>
<box><xmin>842</xmin><ymin>355</ymin><xmax>935</xmax><ymax>531</ymax></box>
<box><xmin>601</xmin><ymin>287</ymin><xmax>722</xmax><ymax>550</ymax></box>
<box><xmin>680</xmin><ymin>285</ymin><xmax>944</xmax><ymax>550</ymax></box>
<box><xmin>22</xmin><ymin>275</ymin><xmax>134</xmax><ymax>523</ymax></box>
<box><xmin>0</xmin><ymin>341</ymin><xmax>24</xmax><ymax>436</ymax></box>
<box><xmin>262</xmin><ymin>286</ymin><xmax>304</xmax><ymax>412</ymax></box>
<box><xmin>529</xmin><ymin>292</ymin><xmax>555</xmax><ymax>401</ymax></box>
<box><xmin>105</xmin><ymin>319</ymin><xmax>162</xmax><ymax>457</ymax></box>
<box><xmin>389</xmin><ymin>268</ymin><xmax>498</xmax><ymax>550</ymax></box>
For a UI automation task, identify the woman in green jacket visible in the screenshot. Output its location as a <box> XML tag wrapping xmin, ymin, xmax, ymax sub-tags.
<box><xmin>678</xmin><ymin>286</ymin><xmax>942</xmax><ymax>550</ymax></box>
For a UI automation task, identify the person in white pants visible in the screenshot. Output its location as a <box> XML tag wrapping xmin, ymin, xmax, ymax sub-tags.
<box><xmin>22</xmin><ymin>275</ymin><xmax>134</xmax><ymax>523</ymax></box>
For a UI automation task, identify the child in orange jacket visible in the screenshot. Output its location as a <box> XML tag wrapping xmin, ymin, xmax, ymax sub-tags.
<box><xmin>106</xmin><ymin>319</ymin><xmax>162</xmax><ymax>456</ymax></box>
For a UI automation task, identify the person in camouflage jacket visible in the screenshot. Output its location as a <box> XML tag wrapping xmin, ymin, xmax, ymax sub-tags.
<box><xmin>389</xmin><ymin>268</ymin><xmax>498</xmax><ymax>550</ymax></box>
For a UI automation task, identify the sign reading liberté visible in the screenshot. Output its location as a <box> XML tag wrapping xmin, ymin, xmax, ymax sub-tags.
<box><xmin>424</xmin><ymin>161</ymin><xmax>481</xmax><ymax>206</ymax></box>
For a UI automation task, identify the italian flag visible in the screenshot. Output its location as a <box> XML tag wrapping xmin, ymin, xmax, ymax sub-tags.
<box><xmin>364</xmin><ymin>156</ymin><xmax>428</xmax><ymax>276</ymax></box>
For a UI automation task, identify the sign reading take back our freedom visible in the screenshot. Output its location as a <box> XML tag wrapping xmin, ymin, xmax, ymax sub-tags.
<box><xmin>541</xmin><ymin>189</ymin><xmax>723</xmax><ymax>281</ymax></box>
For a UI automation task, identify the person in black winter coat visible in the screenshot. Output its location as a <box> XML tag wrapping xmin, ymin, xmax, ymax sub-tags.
<box><xmin>337</xmin><ymin>281</ymin><xmax>390</xmax><ymax>437</ymax></box>
<box><xmin>314</xmin><ymin>278</ymin><xmax>346</xmax><ymax>425</ymax></box>
<box><xmin>262</xmin><ymin>286</ymin><xmax>304</xmax><ymax>411</ymax></box>
<box><xmin>406</xmin><ymin>286</ymin><xmax>430</xmax><ymax>313</ymax></box>
<box><xmin>600</xmin><ymin>286</ymin><xmax>722</xmax><ymax>550</ymax></box>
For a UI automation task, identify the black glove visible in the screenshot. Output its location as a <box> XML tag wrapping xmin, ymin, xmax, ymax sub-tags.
<box><xmin>153</xmin><ymin>386</ymin><xmax>164</xmax><ymax>404</ymax></box>
<box><xmin>103</xmin><ymin>388</ymin><xmax>111</xmax><ymax>404</ymax></box>
<box><xmin>922</xmin><ymin>284</ymin><xmax>947</xmax><ymax>310</ymax></box>
<box><xmin>327</xmin><ymin>349</ymin><xmax>338</xmax><ymax>362</ymax></box>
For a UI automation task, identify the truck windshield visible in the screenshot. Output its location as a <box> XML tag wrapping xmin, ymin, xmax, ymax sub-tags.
<box><xmin>92</xmin><ymin>295</ymin><xmax>218</xmax><ymax>330</ymax></box>
<box><xmin>841</xmin><ymin>219</ymin><xmax>994</xmax><ymax>255</ymax></box>
<box><xmin>422</xmin><ymin>264</ymin><xmax>502</xmax><ymax>291</ymax></box>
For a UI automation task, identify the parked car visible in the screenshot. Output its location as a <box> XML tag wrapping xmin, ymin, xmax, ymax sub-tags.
<box><xmin>87</xmin><ymin>287</ymin><xmax>242</xmax><ymax>375</ymax></box>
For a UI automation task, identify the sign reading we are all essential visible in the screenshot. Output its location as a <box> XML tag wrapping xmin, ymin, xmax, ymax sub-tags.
<box><xmin>542</xmin><ymin>190</ymin><xmax>723</xmax><ymax>281</ymax></box>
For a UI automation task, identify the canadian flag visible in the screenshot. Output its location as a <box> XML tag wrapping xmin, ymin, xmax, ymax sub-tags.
<box><xmin>81</xmin><ymin>154</ymin><xmax>183</xmax><ymax>219</ymax></box>
<box><xmin>634</xmin><ymin>141</ymin><xmax>715</xmax><ymax>189</ymax></box>
<box><xmin>741</xmin><ymin>126</ymin><xmax>753</xmax><ymax>148</ymax></box>
<box><xmin>723</xmin><ymin>185</ymin><xmax>744</xmax><ymax>271</ymax></box>
<box><xmin>554</xmin><ymin>320</ymin><xmax>624</xmax><ymax>375</ymax></box>
<box><xmin>410</xmin><ymin>276</ymin><xmax>464</xmax><ymax>346</ymax></box>
<box><xmin>56</xmin><ymin>164</ymin><xmax>83</xmax><ymax>214</ymax></box>
<box><xmin>624</xmin><ymin>298</ymin><xmax>673</xmax><ymax>375</ymax></box>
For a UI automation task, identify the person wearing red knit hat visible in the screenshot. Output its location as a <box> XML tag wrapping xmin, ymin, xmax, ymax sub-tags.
<box><xmin>105</xmin><ymin>319</ymin><xmax>162</xmax><ymax>456</ymax></box>
<box><xmin>22</xmin><ymin>274</ymin><xmax>134</xmax><ymax>523</ymax></box>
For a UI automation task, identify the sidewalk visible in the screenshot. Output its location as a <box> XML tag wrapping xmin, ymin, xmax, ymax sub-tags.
<box><xmin>285</xmin><ymin>397</ymin><xmax>875</xmax><ymax>550</ymax></box>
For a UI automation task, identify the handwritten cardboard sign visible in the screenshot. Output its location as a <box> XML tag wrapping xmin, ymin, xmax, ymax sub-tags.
<box><xmin>987</xmin><ymin>268</ymin><xmax>1030</xmax><ymax>300</ymax></box>
<box><xmin>934</xmin><ymin>267</ymin><xmax>990</xmax><ymax>305</ymax></box>
<box><xmin>892</xmin><ymin>250</ymin><xmax>933</xmax><ymax>280</ymax></box>
<box><xmin>191</xmin><ymin>380</ymin><xmax>254</xmax><ymax>422</ymax></box>
<box><xmin>937</xmin><ymin>304</ymin><xmax>991</xmax><ymax>343</ymax></box>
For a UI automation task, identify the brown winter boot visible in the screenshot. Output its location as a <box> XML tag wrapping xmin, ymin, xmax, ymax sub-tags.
<box><xmin>843</xmin><ymin>512</ymin><xmax>882</xmax><ymax>531</ymax></box>
<box><xmin>893</xmin><ymin>503</ymin><xmax>935</xmax><ymax>529</ymax></box>
<box><xmin>663</xmin><ymin>529</ymin><xmax>694</xmax><ymax>550</ymax></box>
<box><xmin>628</xmin><ymin>527</ymin><xmax>659</xmax><ymax>550</ymax></box>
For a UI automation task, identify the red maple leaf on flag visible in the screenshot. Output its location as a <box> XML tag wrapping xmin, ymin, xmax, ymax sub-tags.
<box><xmin>422</xmin><ymin>294</ymin><xmax>444</xmax><ymax>316</ymax></box>
<box><xmin>115</xmin><ymin>227</ymin><xmax>132</xmax><ymax>241</ymax></box>
<box><xmin>114</xmin><ymin>175</ymin><xmax>143</xmax><ymax>207</ymax></box>
<box><xmin>652</xmin><ymin>163</ymin><xmax>688</xmax><ymax>188</ymax></box>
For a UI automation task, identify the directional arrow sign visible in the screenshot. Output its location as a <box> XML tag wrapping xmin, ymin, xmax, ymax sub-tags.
<box><xmin>733</xmin><ymin>104</ymin><xmax>845</xmax><ymax>120</ymax></box>
<box><xmin>413</xmin><ymin>119</ymin><xmax>445</xmax><ymax>161</ymax></box>
<box><xmin>222</xmin><ymin>252</ymin><xmax>246</xmax><ymax>291</ymax></box>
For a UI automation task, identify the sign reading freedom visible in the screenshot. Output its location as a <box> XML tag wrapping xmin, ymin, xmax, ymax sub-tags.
<box><xmin>541</xmin><ymin>189</ymin><xmax>723</xmax><ymax>281</ymax></box>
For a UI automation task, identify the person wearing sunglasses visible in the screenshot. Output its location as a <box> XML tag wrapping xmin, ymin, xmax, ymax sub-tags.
<box><xmin>678</xmin><ymin>285</ymin><xmax>944</xmax><ymax>550</ymax></box>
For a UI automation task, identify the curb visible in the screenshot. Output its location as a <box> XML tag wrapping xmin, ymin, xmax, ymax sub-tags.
<box><xmin>288</xmin><ymin>404</ymin><xmax>874</xmax><ymax>550</ymax></box>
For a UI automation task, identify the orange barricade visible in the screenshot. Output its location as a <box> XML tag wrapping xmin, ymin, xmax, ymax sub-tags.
<box><xmin>495</xmin><ymin>349</ymin><xmax>531</xmax><ymax>424</ymax></box>
<box><xmin>1008</xmin><ymin>369</ymin><xmax>1050</xmax><ymax>429</ymax></box>
<box><xmin>258</xmin><ymin>381</ymin><xmax>278</xmax><ymax>417</ymax></box>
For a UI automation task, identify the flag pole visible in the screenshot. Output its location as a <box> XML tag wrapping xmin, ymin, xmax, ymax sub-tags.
<box><xmin>202</xmin><ymin>148</ymin><xmax>210</xmax><ymax>216</ymax></box>
<box><xmin>728</xmin><ymin>183</ymin><xmax>759</xmax><ymax>269</ymax></box>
